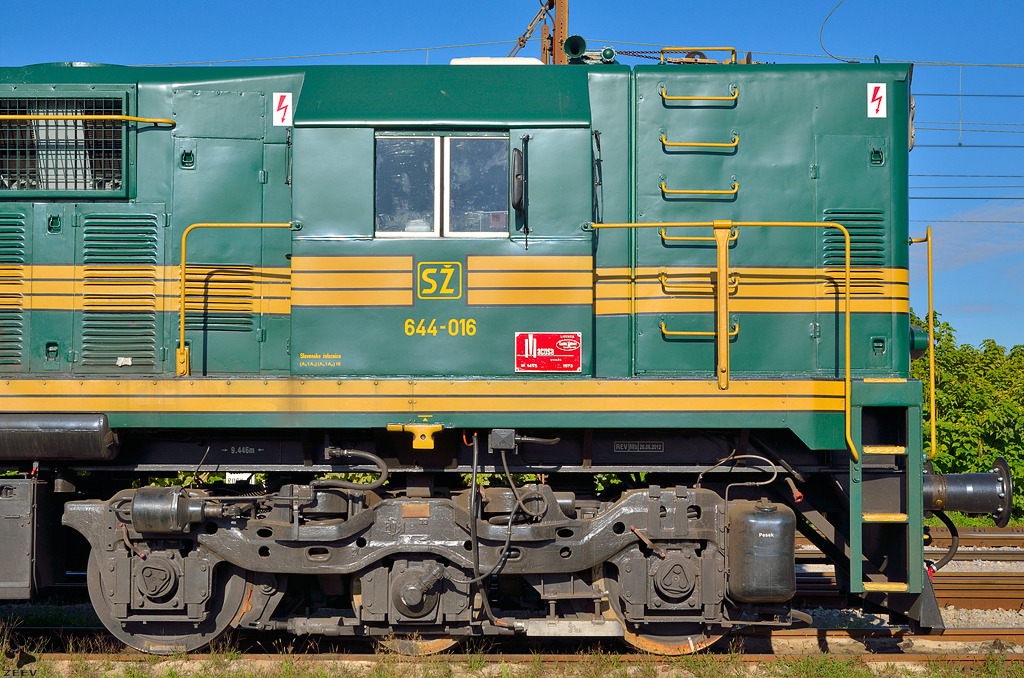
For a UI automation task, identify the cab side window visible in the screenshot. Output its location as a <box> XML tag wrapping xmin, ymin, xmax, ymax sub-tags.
<box><xmin>374</xmin><ymin>134</ymin><xmax>508</xmax><ymax>238</ymax></box>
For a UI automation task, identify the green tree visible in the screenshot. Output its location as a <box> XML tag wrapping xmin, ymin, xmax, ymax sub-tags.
<box><xmin>910</xmin><ymin>310</ymin><xmax>1024</xmax><ymax>514</ymax></box>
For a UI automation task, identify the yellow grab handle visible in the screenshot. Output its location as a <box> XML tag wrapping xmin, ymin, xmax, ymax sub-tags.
<box><xmin>661</xmin><ymin>134</ymin><xmax>739</xmax><ymax>148</ymax></box>
<box><xmin>660</xmin><ymin>321</ymin><xmax>739</xmax><ymax>337</ymax></box>
<box><xmin>661</xmin><ymin>181</ymin><xmax>739</xmax><ymax>195</ymax></box>
<box><xmin>660</xmin><ymin>86</ymin><xmax>739</xmax><ymax>102</ymax></box>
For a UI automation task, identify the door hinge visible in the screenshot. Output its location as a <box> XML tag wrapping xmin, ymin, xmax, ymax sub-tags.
<box><xmin>67</xmin><ymin>350</ymin><xmax>79</xmax><ymax>363</ymax></box>
<box><xmin>809</xmin><ymin>164</ymin><xmax>819</xmax><ymax>179</ymax></box>
<box><xmin>257</xmin><ymin>328</ymin><xmax>266</xmax><ymax>343</ymax></box>
<box><xmin>259</xmin><ymin>169</ymin><xmax>269</xmax><ymax>184</ymax></box>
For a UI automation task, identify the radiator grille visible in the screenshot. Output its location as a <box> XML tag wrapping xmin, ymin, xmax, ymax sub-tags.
<box><xmin>822</xmin><ymin>209</ymin><xmax>886</xmax><ymax>296</ymax></box>
<box><xmin>0</xmin><ymin>97</ymin><xmax>123</xmax><ymax>192</ymax></box>
<box><xmin>184</xmin><ymin>266</ymin><xmax>256</xmax><ymax>332</ymax></box>
<box><xmin>80</xmin><ymin>215</ymin><xmax>159</xmax><ymax>368</ymax></box>
<box><xmin>0</xmin><ymin>212</ymin><xmax>26</xmax><ymax>365</ymax></box>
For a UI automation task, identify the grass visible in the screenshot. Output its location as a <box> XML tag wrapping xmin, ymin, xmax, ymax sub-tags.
<box><xmin>925</xmin><ymin>511</ymin><xmax>1024</xmax><ymax>528</ymax></box>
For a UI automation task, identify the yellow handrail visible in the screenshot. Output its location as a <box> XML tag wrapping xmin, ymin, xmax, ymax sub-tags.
<box><xmin>660</xmin><ymin>47</ymin><xmax>738</xmax><ymax>64</ymax></box>
<box><xmin>177</xmin><ymin>223</ymin><xmax>293</xmax><ymax>377</ymax></box>
<box><xmin>661</xmin><ymin>181</ymin><xmax>739</xmax><ymax>196</ymax></box>
<box><xmin>660</xmin><ymin>86</ymin><xmax>739</xmax><ymax>102</ymax></box>
<box><xmin>0</xmin><ymin>114</ymin><xmax>175</xmax><ymax>128</ymax></box>
<box><xmin>591</xmin><ymin>219</ymin><xmax>859</xmax><ymax>463</ymax></box>
<box><xmin>910</xmin><ymin>226</ymin><xmax>936</xmax><ymax>459</ymax></box>
<box><xmin>661</xmin><ymin>134</ymin><xmax>739</xmax><ymax>148</ymax></box>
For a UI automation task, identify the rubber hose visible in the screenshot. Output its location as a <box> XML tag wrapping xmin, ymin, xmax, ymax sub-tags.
<box><xmin>931</xmin><ymin>509</ymin><xmax>959</xmax><ymax>572</ymax></box>
<box><xmin>310</xmin><ymin>450</ymin><xmax>389</xmax><ymax>490</ymax></box>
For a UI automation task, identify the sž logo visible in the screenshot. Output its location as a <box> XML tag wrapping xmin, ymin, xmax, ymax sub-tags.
<box><xmin>417</xmin><ymin>262</ymin><xmax>462</xmax><ymax>299</ymax></box>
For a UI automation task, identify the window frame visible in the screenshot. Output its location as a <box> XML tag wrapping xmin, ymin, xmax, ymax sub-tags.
<box><xmin>374</xmin><ymin>132</ymin><xmax>510</xmax><ymax>239</ymax></box>
<box><xmin>373</xmin><ymin>135</ymin><xmax>441</xmax><ymax>239</ymax></box>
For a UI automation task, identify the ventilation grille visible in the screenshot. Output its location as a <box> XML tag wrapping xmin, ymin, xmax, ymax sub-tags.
<box><xmin>184</xmin><ymin>266</ymin><xmax>255</xmax><ymax>332</ymax></box>
<box><xmin>0</xmin><ymin>213</ymin><xmax>26</xmax><ymax>365</ymax></box>
<box><xmin>81</xmin><ymin>216</ymin><xmax>159</xmax><ymax>368</ymax></box>
<box><xmin>0</xmin><ymin>97</ymin><xmax>124</xmax><ymax>192</ymax></box>
<box><xmin>822</xmin><ymin>209</ymin><xmax>886</xmax><ymax>295</ymax></box>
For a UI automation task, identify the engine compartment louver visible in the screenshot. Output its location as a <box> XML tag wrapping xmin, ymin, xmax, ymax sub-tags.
<box><xmin>0</xmin><ymin>212</ymin><xmax>25</xmax><ymax>365</ymax></box>
<box><xmin>80</xmin><ymin>215</ymin><xmax>159</xmax><ymax>370</ymax></box>
<box><xmin>822</xmin><ymin>209</ymin><xmax>886</xmax><ymax>296</ymax></box>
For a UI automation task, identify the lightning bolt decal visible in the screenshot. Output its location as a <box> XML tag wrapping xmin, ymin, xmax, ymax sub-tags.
<box><xmin>871</xmin><ymin>86</ymin><xmax>884</xmax><ymax>115</ymax></box>
<box><xmin>276</xmin><ymin>94</ymin><xmax>289</xmax><ymax>124</ymax></box>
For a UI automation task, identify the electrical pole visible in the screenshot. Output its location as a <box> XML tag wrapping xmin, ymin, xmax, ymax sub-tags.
<box><xmin>553</xmin><ymin>0</ymin><xmax>568</xmax><ymax>65</ymax></box>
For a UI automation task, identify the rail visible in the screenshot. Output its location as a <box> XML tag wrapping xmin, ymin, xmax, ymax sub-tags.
<box><xmin>0</xmin><ymin>114</ymin><xmax>176</xmax><ymax>127</ymax></box>
<box><xmin>177</xmin><ymin>223</ymin><xmax>294</xmax><ymax>377</ymax></box>
<box><xmin>590</xmin><ymin>219</ymin><xmax>858</xmax><ymax>463</ymax></box>
<box><xmin>909</xmin><ymin>226</ymin><xmax>936</xmax><ymax>459</ymax></box>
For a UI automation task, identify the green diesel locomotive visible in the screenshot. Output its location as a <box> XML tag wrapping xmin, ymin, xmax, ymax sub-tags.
<box><xmin>0</xmin><ymin>41</ymin><xmax>1011</xmax><ymax>654</ymax></box>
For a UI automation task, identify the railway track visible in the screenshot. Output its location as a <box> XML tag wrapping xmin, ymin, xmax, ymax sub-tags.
<box><xmin>794</xmin><ymin>571</ymin><xmax>1024</xmax><ymax>610</ymax></box>
<box><xmin>3</xmin><ymin>628</ymin><xmax>1019</xmax><ymax>667</ymax></box>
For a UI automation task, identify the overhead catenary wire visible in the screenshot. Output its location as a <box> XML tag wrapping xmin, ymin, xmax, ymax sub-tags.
<box><xmin>135</xmin><ymin>39</ymin><xmax>533</xmax><ymax>66</ymax></box>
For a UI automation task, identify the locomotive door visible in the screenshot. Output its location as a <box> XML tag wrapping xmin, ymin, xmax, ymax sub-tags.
<box><xmin>813</xmin><ymin>134</ymin><xmax>893</xmax><ymax>375</ymax></box>
<box><xmin>631</xmin><ymin>71</ymin><xmax>739</xmax><ymax>377</ymax></box>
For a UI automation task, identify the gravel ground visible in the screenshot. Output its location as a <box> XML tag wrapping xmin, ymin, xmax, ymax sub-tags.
<box><xmin>799</xmin><ymin>605</ymin><xmax>1024</xmax><ymax>629</ymax></box>
<box><xmin>935</xmin><ymin>557</ymin><xmax>1024</xmax><ymax>573</ymax></box>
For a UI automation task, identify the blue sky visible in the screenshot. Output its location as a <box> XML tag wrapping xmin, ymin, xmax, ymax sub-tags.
<box><xmin>2</xmin><ymin>0</ymin><xmax>1022</xmax><ymax>348</ymax></box>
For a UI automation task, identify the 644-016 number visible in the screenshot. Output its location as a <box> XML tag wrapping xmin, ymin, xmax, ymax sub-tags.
<box><xmin>404</xmin><ymin>318</ymin><xmax>477</xmax><ymax>337</ymax></box>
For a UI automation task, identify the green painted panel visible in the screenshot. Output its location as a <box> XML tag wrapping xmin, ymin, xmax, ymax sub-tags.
<box><xmin>514</xmin><ymin>128</ymin><xmax>594</xmax><ymax>240</ymax></box>
<box><xmin>172</xmin><ymin>90</ymin><xmax>267</xmax><ymax>140</ymax></box>
<box><xmin>588</xmin><ymin>70</ymin><xmax>632</xmax><ymax>378</ymax></box>
<box><xmin>171</xmin><ymin>138</ymin><xmax>264</xmax><ymax>375</ymax></box>
<box><xmin>290</xmin><ymin>238</ymin><xmax>593</xmax><ymax>377</ymax></box>
<box><xmin>291</xmin><ymin>128</ymin><xmax>374</xmax><ymax>238</ymax></box>
<box><xmin>261</xmin><ymin>143</ymin><xmax>292</xmax><ymax>373</ymax></box>
<box><xmin>294</xmin><ymin>66</ymin><xmax>591</xmax><ymax>128</ymax></box>
<box><xmin>30</xmin><ymin>204</ymin><xmax>73</xmax><ymax>373</ymax></box>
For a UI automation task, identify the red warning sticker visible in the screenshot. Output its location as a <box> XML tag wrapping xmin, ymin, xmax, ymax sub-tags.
<box><xmin>515</xmin><ymin>332</ymin><xmax>582</xmax><ymax>373</ymax></box>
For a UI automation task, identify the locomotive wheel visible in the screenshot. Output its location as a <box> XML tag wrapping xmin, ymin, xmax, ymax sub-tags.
<box><xmin>378</xmin><ymin>635</ymin><xmax>461</xmax><ymax>655</ymax></box>
<box><xmin>87</xmin><ymin>551</ymin><xmax>251</xmax><ymax>655</ymax></box>
<box><xmin>605</xmin><ymin>570</ymin><xmax>726</xmax><ymax>655</ymax></box>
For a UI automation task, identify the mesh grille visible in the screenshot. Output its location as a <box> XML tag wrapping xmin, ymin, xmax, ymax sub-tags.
<box><xmin>0</xmin><ymin>97</ymin><xmax>123</xmax><ymax>192</ymax></box>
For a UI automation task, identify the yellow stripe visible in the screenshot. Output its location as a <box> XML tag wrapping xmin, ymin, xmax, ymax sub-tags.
<box><xmin>0</xmin><ymin>378</ymin><xmax>846</xmax><ymax>413</ymax></box>
<box><xmin>292</xmin><ymin>256</ymin><xmax>413</xmax><ymax>272</ymax></box>
<box><xmin>468</xmin><ymin>271</ymin><xmax>592</xmax><ymax>289</ymax></box>
<box><xmin>292</xmin><ymin>289</ymin><xmax>413</xmax><ymax>307</ymax></box>
<box><xmin>595</xmin><ymin>266</ymin><xmax>909</xmax><ymax>316</ymax></box>
<box><xmin>633</xmin><ymin>298</ymin><xmax>907</xmax><ymax>314</ymax></box>
<box><xmin>292</xmin><ymin>271</ymin><xmax>413</xmax><ymax>290</ymax></box>
<box><xmin>0</xmin><ymin>378</ymin><xmax>844</xmax><ymax>397</ymax></box>
<box><xmin>468</xmin><ymin>289</ymin><xmax>593</xmax><ymax>306</ymax></box>
<box><xmin>468</xmin><ymin>255</ymin><xmax>593</xmax><ymax>271</ymax></box>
